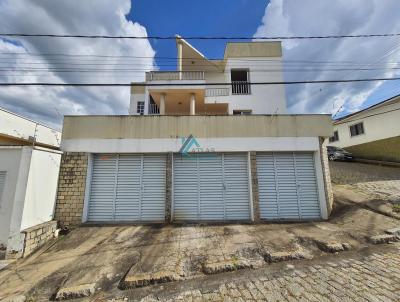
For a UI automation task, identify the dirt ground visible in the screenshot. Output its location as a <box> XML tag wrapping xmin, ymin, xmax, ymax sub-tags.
<box><xmin>0</xmin><ymin>200</ymin><xmax>398</xmax><ymax>301</ymax></box>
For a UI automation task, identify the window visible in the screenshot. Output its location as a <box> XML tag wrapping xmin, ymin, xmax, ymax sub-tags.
<box><xmin>231</xmin><ymin>69</ymin><xmax>250</xmax><ymax>95</ymax></box>
<box><xmin>0</xmin><ymin>171</ymin><xmax>6</xmax><ymax>208</ymax></box>
<box><xmin>349</xmin><ymin>122</ymin><xmax>364</xmax><ymax>137</ymax></box>
<box><xmin>329</xmin><ymin>130</ymin><xmax>339</xmax><ymax>142</ymax></box>
<box><xmin>136</xmin><ymin>101</ymin><xmax>145</xmax><ymax>115</ymax></box>
<box><xmin>233</xmin><ymin>110</ymin><xmax>252</xmax><ymax>115</ymax></box>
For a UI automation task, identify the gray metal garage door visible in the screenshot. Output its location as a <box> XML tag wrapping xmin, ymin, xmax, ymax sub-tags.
<box><xmin>256</xmin><ymin>152</ymin><xmax>320</xmax><ymax>220</ymax></box>
<box><xmin>87</xmin><ymin>154</ymin><xmax>166</xmax><ymax>222</ymax></box>
<box><xmin>173</xmin><ymin>153</ymin><xmax>250</xmax><ymax>221</ymax></box>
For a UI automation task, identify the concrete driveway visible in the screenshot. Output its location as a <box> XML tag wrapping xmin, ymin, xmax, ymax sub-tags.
<box><xmin>0</xmin><ymin>199</ymin><xmax>399</xmax><ymax>301</ymax></box>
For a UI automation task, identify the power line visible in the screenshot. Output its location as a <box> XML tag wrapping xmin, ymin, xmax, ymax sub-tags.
<box><xmin>4</xmin><ymin>52</ymin><xmax>400</xmax><ymax>65</ymax></box>
<box><xmin>1</xmin><ymin>76</ymin><xmax>400</xmax><ymax>87</ymax></box>
<box><xmin>2</xmin><ymin>67</ymin><xmax>400</xmax><ymax>74</ymax></box>
<box><xmin>2</xmin><ymin>33</ymin><xmax>400</xmax><ymax>40</ymax></box>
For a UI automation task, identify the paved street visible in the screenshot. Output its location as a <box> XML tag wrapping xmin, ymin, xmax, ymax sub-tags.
<box><xmin>330</xmin><ymin>161</ymin><xmax>400</xmax><ymax>219</ymax></box>
<box><xmin>330</xmin><ymin>161</ymin><xmax>400</xmax><ymax>185</ymax></box>
<box><xmin>133</xmin><ymin>244</ymin><xmax>400</xmax><ymax>302</ymax></box>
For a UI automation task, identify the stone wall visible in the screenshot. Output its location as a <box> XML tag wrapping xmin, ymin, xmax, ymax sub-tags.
<box><xmin>165</xmin><ymin>153</ymin><xmax>172</xmax><ymax>222</ymax></box>
<box><xmin>22</xmin><ymin>220</ymin><xmax>57</xmax><ymax>257</ymax></box>
<box><xmin>54</xmin><ymin>152</ymin><xmax>88</xmax><ymax>228</ymax></box>
<box><xmin>319</xmin><ymin>138</ymin><xmax>334</xmax><ymax>215</ymax></box>
<box><xmin>250</xmin><ymin>152</ymin><xmax>260</xmax><ymax>222</ymax></box>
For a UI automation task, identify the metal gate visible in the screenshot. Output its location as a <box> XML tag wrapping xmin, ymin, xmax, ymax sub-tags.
<box><xmin>256</xmin><ymin>152</ymin><xmax>321</xmax><ymax>220</ymax></box>
<box><xmin>173</xmin><ymin>153</ymin><xmax>250</xmax><ymax>221</ymax></box>
<box><xmin>87</xmin><ymin>154</ymin><xmax>166</xmax><ymax>222</ymax></box>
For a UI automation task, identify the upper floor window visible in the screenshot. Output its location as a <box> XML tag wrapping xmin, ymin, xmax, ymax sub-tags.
<box><xmin>329</xmin><ymin>130</ymin><xmax>339</xmax><ymax>142</ymax></box>
<box><xmin>231</xmin><ymin>69</ymin><xmax>251</xmax><ymax>95</ymax></box>
<box><xmin>349</xmin><ymin>122</ymin><xmax>364</xmax><ymax>137</ymax></box>
<box><xmin>233</xmin><ymin>110</ymin><xmax>252</xmax><ymax>115</ymax></box>
<box><xmin>137</xmin><ymin>101</ymin><xmax>145</xmax><ymax>115</ymax></box>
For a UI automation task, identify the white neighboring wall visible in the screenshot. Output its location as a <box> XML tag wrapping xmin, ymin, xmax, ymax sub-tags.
<box><xmin>0</xmin><ymin>147</ymin><xmax>22</xmax><ymax>247</ymax></box>
<box><xmin>329</xmin><ymin>100</ymin><xmax>400</xmax><ymax>148</ymax></box>
<box><xmin>20</xmin><ymin>148</ymin><xmax>61</xmax><ymax>230</ymax></box>
<box><xmin>0</xmin><ymin>146</ymin><xmax>61</xmax><ymax>253</ymax></box>
<box><xmin>0</xmin><ymin>108</ymin><xmax>61</xmax><ymax>148</ymax></box>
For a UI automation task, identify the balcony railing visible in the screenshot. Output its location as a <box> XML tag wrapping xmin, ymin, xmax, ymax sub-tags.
<box><xmin>148</xmin><ymin>103</ymin><xmax>160</xmax><ymax>115</ymax></box>
<box><xmin>146</xmin><ymin>71</ymin><xmax>205</xmax><ymax>81</ymax></box>
<box><xmin>232</xmin><ymin>81</ymin><xmax>251</xmax><ymax>95</ymax></box>
<box><xmin>205</xmin><ymin>87</ymin><xmax>230</xmax><ymax>97</ymax></box>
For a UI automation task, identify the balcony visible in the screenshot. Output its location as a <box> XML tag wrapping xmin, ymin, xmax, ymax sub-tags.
<box><xmin>148</xmin><ymin>103</ymin><xmax>160</xmax><ymax>115</ymax></box>
<box><xmin>205</xmin><ymin>87</ymin><xmax>230</xmax><ymax>97</ymax></box>
<box><xmin>232</xmin><ymin>81</ymin><xmax>251</xmax><ymax>95</ymax></box>
<box><xmin>146</xmin><ymin>71</ymin><xmax>205</xmax><ymax>81</ymax></box>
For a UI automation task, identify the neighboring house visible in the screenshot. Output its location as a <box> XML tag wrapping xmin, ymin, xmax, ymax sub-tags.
<box><xmin>55</xmin><ymin>36</ymin><xmax>333</xmax><ymax>227</ymax></box>
<box><xmin>329</xmin><ymin>94</ymin><xmax>400</xmax><ymax>162</ymax></box>
<box><xmin>0</xmin><ymin>108</ymin><xmax>61</xmax><ymax>258</ymax></box>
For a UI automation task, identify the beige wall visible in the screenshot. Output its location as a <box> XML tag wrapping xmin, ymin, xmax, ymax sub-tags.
<box><xmin>62</xmin><ymin>115</ymin><xmax>332</xmax><ymax>140</ymax></box>
<box><xmin>345</xmin><ymin>136</ymin><xmax>400</xmax><ymax>162</ymax></box>
<box><xmin>330</xmin><ymin>99</ymin><xmax>400</xmax><ymax>149</ymax></box>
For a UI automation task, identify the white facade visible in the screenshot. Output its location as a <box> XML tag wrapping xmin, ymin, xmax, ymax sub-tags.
<box><xmin>56</xmin><ymin>38</ymin><xmax>333</xmax><ymax>226</ymax></box>
<box><xmin>0</xmin><ymin>147</ymin><xmax>61</xmax><ymax>252</ymax></box>
<box><xmin>129</xmin><ymin>37</ymin><xmax>286</xmax><ymax>116</ymax></box>
<box><xmin>0</xmin><ymin>108</ymin><xmax>61</xmax><ymax>148</ymax></box>
<box><xmin>0</xmin><ymin>108</ymin><xmax>62</xmax><ymax>254</ymax></box>
<box><xmin>329</xmin><ymin>96</ymin><xmax>400</xmax><ymax>149</ymax></box>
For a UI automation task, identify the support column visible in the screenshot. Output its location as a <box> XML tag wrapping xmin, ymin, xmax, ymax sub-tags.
<box><xmin>190</xmin><ymin>93</ymin><xmax>196</xmax><ymax>115</ymax></box>
<box><xmin>250</xmin><ymin>151</ymin><xmax>260</xmax><ymax>223</ymax></box>
<box><xmin>177</xmin><ymin>42</ymin><xmax>183</xmax><ymax>80</ymax></box>
<box><xmin>165</xmin><ymin>153</ymin><xmax>173</xmax><ymax>223</ymax></box>
<box><xmin>160</xmin><ymin>93</ymin><xmax>166</xmax><ymax>115</ymax></box>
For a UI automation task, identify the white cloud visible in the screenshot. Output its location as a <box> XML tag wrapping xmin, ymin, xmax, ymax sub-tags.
<box><xmin>0</xmin><ymin>0</ymin><xmax>155</xmax><ymax>129</ymax></box>
<box><xmin>255</xmin><ymin>0</ymin><xmax>400</xmax><ymax>116</ymax></box>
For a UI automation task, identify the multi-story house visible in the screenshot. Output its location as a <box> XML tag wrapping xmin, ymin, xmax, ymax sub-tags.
<box><xmin>328</xmin><ymin>94</ymin><xmax>400</xmax><ymax>163</ymax></box>
<box><xmin>129</xmin><ymin>36</ymin><xmax>286</xmax><ymax>116</ymax></box>
<box><xmin>55</xmin><ymin>36</ymin><xmax>333</xmax><ymax>227</ymax></box>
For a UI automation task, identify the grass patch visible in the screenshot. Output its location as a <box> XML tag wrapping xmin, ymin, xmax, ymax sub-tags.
<box><xmin>393</xmin><ymin>204</ymin><xmax>400</xmax><ymax>213</ymax></box>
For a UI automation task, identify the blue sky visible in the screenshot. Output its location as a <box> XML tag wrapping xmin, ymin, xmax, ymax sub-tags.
<box><xmin>130</xmin><ymin>0</ymin><xmax>400</xmax><ymax>118</ymax></box>
<box><xmin>130</xmin><ymin>0</ymin><xmax>268</xmax><ymax>66</ymax></box>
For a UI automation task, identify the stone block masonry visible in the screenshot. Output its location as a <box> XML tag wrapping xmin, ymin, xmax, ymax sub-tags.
<box><xmin>6</xmin><ymin>220</ymin><xmax>58</xmax><ymax>259</ymax></box>
<box><xmin>319</xmin><ymin>138</ymin><xmax>334</xmax><ymax>214</ymax></box>
<box><xmin>22</xmin><ymin>220</ymin><xmax>57</xmax><ymax>257</ymax></box>
<box><xmin>165</xmin><ymin>153</ymin><xmax>172</xmax><ymax>222</ymax></box>
<box><xmin>54</xmin><ymin>152</ymin><xmax>88</xmax><ymax>228</ymax></box>
<box><xmin>250</xmin><ymin>152</ymin><xmax>260</xmax><ymax>222</ymax></box>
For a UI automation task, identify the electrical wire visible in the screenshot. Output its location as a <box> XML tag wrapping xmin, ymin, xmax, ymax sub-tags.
<box><xmin>2</xmin><ymin>33</ymin><xmax>400</xmax><ymax>40</ymax></box>
<box><xmin>1</xmin><ymin>77</ymin><xmax>400</xmax><ymax>86</ymax></box>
